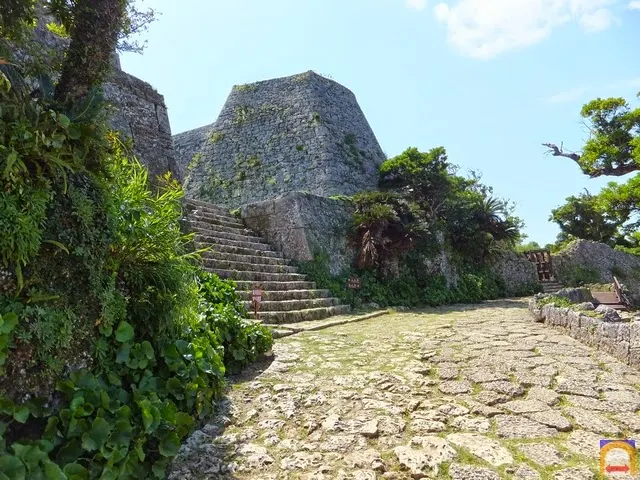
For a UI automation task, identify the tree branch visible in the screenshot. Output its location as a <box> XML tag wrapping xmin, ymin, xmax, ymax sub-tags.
<box><xmin>542</xmin><ymin>142</ymin><xmax>638</xmax><ymax>178</ymax></box>
<box><xmin>542</xmin><ymin>143</ymin><xmax>582</xmax><ymax>162</ymax></box>
<box><xmin>592</xmin><ymin>163</ymin><xmax>640</xmax><ymax>178</ymax></box>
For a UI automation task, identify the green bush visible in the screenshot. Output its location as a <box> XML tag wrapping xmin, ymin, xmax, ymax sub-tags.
<box><xmin>557</xmin><ymin>265</ymin><xmax>601</xmax><ymax>287</ymax></box>
<box><xmin>298</xmin><ymin>252</ymin><xmax>507</xmax><ymax>309</ymax></box>
<box><xmin>197</xmin><ymin>270</ymin><xmax>272</xmax><ymax>374</ymax></box>
<box><xmin>0</xmin><ymin>67</ymin><xmax>273</xmax><ymax>478</ymax></box>
<box><xmin>537</xmin><ymin>295</ymin><xmax>574</xmax><ymax>308</ymax></box>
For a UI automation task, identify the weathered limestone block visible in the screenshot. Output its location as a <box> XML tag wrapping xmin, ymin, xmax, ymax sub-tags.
<box><xmin>529</xmin><ymin>298</ymin><xmax>544</xmax><ymax>322</ymax></box>
<box><xmin>556</xmin><ymin>287</ymin><xmax>593</xmax><ymax>304</ymax></box>
<box><xmin>594</xmin><ymin>304</ymin><xmax>622</xmax><ymax>322</ymax></box>
<box><xmin>576</xmin><ymin>315</ymin><xmax>597</xmax><ymax>346</ymax></box>
<box><xmin>596</xmin><ymin>322</ymin><xmax>630</xmax><ymax>362</ymax></box>
<box><xmin>567</xmin><ymin>309</ymin><xmax>581</xmax><ymax>336</ymax></box>
<box><xmin>241</xmin><ymin>192</ymin><xmax>355</xmax><ymax>275</ymax></box>
<box><xmin>104</xmin><ymin>69</ymin><xmax>177</xmax><ymax>182</ymax></box>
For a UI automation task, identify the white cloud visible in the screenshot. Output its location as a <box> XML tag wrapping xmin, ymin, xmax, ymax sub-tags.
<box><xmin>433</xmin><ymin>0</ymin><xmax>619</xmax><ymax>59</ymax></box>
<box><xmin>580</xmin><ymin>8</ymin><xmax>615</xmax><ymax>31</ymax></box>
<box><xmin>610</xmin><ymin>77</ymin><xmax>640</xmax><ymax>89</ymax></box>
<box><xmin>406</xmin><ymin>0</ymin><xmax>428</xmax><ymax>10</ymax></box>
<box><xmin>547</xmin><ymin>86</ymin><xmax>588</xmax><ymax>103</ymax></box>
<box><xmin>629</xmin><ymin>0</ymin><xmax>640</xmax><ymax>9</ymax></box>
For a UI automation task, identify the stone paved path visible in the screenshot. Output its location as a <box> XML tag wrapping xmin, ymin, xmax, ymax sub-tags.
<box><xmin>170</xmin><ymin>300</ymin><xmax>640</xmax><ymax>479</ymax></box>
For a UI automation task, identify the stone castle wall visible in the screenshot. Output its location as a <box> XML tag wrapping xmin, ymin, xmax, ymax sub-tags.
<box><xmin>490</xmin><ymin>251</ymin><xmax>540</xmax><ymax>296</ymax></box>
<box><xmin>13</xmin><ymin>6</ymin><xmax>177</xmax><ymax>183</ymax></box>
<box><xmin>104</xmin><ymin>69</ymin><xmax>176</xmax><ymax>182</ymax></box>
<box><xmin>241</xmin><ymin>192</ymin><xmax>355</xmax><ymax>275</ymax></box>
<box><xmin>178</xmin><ymin>71</ymin><xmax>386</xmax><ymax>208</ymax></box>
<box><xmin>552</xmin><ymin>239</ymin><xmax>640</xmax><ymax>301</ymax></box>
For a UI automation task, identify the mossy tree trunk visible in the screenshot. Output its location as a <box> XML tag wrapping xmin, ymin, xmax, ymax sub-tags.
<box><xmin>54</xmin><ymin>0</ymin><xmax>125</xmax><ymax>106</ymax></box>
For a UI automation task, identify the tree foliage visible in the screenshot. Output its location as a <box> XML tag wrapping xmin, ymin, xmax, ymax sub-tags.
<box><xmin>0</xmin><ymin>0</ymin><xmax>35</xmax><ymax>40</ymax></box>
<box><xmin>550</xmin><ymin>190</ymin><xmax>625</xmax><ymax>247</ymax></box>
<box><xmin>548</xmin><ymin>91</ymin><xmax>640</xmax><ymax>255</ymax></box>
<box><xmin>544</xmin><ymin>92</ymin><xmax>640</xmax><ymax>178</ymax></box>
<box><xmin>353</xmin><ymin>147</ymin><xmax>522</xmax><ymax>272</ymax></box>
<box><xmin>2</xmin><ymin>0</ymin><xmax>157</xmax><ymax>107</ymax></box>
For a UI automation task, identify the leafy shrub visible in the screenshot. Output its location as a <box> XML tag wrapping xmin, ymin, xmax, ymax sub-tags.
<box><xmin>557</xmin><ymin>265</ymin><xmax>601</xmax><ymax>287</ymax></box>
<box><xmin>0</xmin><ymin>74</ymin><xmax>273</xmax><ymax>477</ymax></box>
<box><xmin>351</xmin><ymin>191</ymin><xmax>426</xmax><ymax>270</ymax></box>
<box><xmin>197</xmin><ymin>270</ymin><xmax>272</xmax><ymax>374</ymax></box>
<box><xmin>298</xmin><ymin>252</ymin><xmax>507</xmax><ymax>309</ymax></box>
<box><xmin>537</xmin><ymin>295</ymin><xmax>574</xmax><ymax>308</ymax></box>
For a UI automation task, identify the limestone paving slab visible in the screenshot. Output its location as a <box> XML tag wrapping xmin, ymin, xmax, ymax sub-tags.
<box><xmin>169</xmin><ymin>299</ymin><xmax>637</xmax><ymax>479</ymax></box>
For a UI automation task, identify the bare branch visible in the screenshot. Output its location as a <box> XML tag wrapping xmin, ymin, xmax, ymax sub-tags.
<box><xmin>542</xmin><ymin>142</ymin><xmax>639</xmax><ymax>178</ymax></box>
<box><xmin>542</xmin><ymin>143</ymin><xmax>582</xmax><ymax>162</ymax></box>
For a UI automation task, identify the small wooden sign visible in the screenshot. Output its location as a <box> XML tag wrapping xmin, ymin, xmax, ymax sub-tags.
<box><xmin>347</xmin><ymin>276</ymin><xmax>362</xmax><ymax>290</ymax></box>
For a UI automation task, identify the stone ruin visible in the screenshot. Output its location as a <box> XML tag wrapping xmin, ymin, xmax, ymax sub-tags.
<box><xmin>8</xmin><ymin>16</ymin><xmax>541</xmax><ymax>291</ymax></box>
<box><xmin>11</xmin><ymin>5</ymin><xmax>178</xmax><ymax>183</ymax></box>
<box><xmin>174</xmin><ymin>71</ymin><xmax>386</xmax><ymax>206</ymax></box>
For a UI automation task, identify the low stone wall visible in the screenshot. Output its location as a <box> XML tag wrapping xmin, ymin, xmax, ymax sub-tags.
<box><xmin>241</xmin><ymin>192</ymin><xmax>355</xmax><ymax>275</ymax></box>
<box><xmin>490</xmin><ymin>251</ymin><xmax>540</xmax><ymax>296</ymax></box>
<box><xmin>528</xmin><ymin>297</ymin><xmax>640</xmax><ymax>368</ymax></box>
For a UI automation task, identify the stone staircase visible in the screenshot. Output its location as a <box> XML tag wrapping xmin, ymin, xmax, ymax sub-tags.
<box><xmin>184</xmin><ymin>199</ymin><xmax>351</xmax><ymax>324</ymax></box>
<box><xmin>541</xmin><ymin>280</ymin><xmax>563</xmax><ymax>294</ymax></box>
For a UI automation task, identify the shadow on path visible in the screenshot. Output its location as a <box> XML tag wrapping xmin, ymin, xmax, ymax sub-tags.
<box><xmin>168</xmin><ymin>353</ymin><xmax>275</xmax><ymax>479</ymax></box>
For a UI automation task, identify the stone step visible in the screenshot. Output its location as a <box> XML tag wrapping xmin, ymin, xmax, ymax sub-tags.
<box><xmin>236</xmin><ymin>289</ymin><xmax>332</xmax><ymax>301</ymax></box>
<box><xmin>542</xmin><ymin>283</ymin><xmax>563</xmax><ymax>293</ymax></box>
<box><xmin>202</xmin><ymin>258</ymin><xmax>298</xmax><ymax>274</ymax></box>
<box><xmin>195</xmin><ymin>241</ymin><xmax>283</xmax><ymax>258</ymax></box>
<box><xmin>207</xmin><ymin>268</ymin><xmax>307</xmax><ymax>282</ymax></box>
<box><xmin>245</xmin><ymin>297</ymin><xmax>341</xmax><ymax>312</ymax></box>
<box><xmin>185</xmin><ymin>199</ymin><xmax>231</xmax><ymax>216</ymax></box>
<box><xmin>189</xmin><ymin>222</ymin><xmax>266</xmax><ymax>242</ymax></box>
<box><xmin>234</xmin><ymin>280</ymin><xmax>317</xmax><ymax>291</ymax></box>
<box><xmin>195</xmin><ymin>234</ymin><xmax>274</xmax><ymax>252</ymax></box>
<box><xmin>203</xmin><ymin>250</ymin><xmax>291</xmax><ymax>266</ymax></box>
<box><xmin>185</xmin><ymin>198</ymin><xmax>349</xmax><ymax>325</ymax></box>
<box><xmin>187</xmin><ymin>213</ymin><xmax>250</xmax><ymax>233</ymax></box>
<box><xmin>253</xmin><ymin>305</ymin><xmax>352</xmax><ymax>324</ymax></box>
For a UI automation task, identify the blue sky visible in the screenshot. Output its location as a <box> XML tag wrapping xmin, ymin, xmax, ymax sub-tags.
<box><xmin>120</xmin><ymin>0</ymin><xmax>640</xmax><ymax>245</ymax></box>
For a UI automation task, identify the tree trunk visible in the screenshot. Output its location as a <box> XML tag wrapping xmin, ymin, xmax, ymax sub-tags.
<box><xmin>54</xmin><ymin>0</ymin><xmax>124</xmax><ymax>106</ymax></box>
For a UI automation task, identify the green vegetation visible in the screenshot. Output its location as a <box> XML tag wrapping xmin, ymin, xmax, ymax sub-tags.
<box><xmin>0</xmin><ymin>13</ymin><xmax>271</xmax><ymax>478</ymax></box>
<box><xmin>209</xmin><ymin>131</ymin><xmax>225</xmax><ymax>143</ymax></box>
<box><xmin>234</xmin><ymin>83</ymin><xmax>256</xmax><ymax>92</ymax></box>
<box><xmin>233</xmin><ymin>105</ymin><xmax>254</xmax><ymax>124</ymax></box>
<box><xmin>554</xmin><ymin>264</ymin><xmax>601</xmax><ymax>287</ymax></box>
<box><xmin>545</xmin><ymin>91</ymin><xmax>640</xmax><ymax>254</ymax></box>
<box><xmin>187</xmin><ymin>152</ymin><xmax>203</xmax><ymax>172</ymax></box>
<box><xmin>297</xmin><ymin>253</ymin><xmax>506</xmax><ymax>308</ymax></box>
<box><xmin>298</xmin><ymin>146</ymin><xmax>527</xmax><ymax>308</ymax></box>
<box><xmin>342</xmin><ymin>133</ymin><xmax>363</xmax><ymax>169</ymax></box>
<box><xmin>246</xmin><ymin>155</ymin><xmax>261</xmax><ymax>168</ymax></box>
<box><xmin>536</xmin><ymin>296</ymin><xmax>574</xmax><ymax>308</ymax></box>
